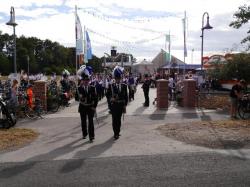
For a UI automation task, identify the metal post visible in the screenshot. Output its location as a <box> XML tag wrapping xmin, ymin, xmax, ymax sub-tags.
<box><xmin>6</xmin><ymin>7</ymin><xmax>18</xmax><ymax>76</ymax></box>
<box><xmin>201</xmin><ymin>12</ymin><xmax>213</xmax><ymax>72</ymax></box>
<box><xmin>121</xmin><ymin>54</ymin><xmax>124</xmax><ymax>67</ymax></box>
<box><xmin>27</xmin><ymin>55</ymin><xmax>29</xmax><ymax>83</ymax></box>
<box><xmin>13</xmin><ymin>26</ymin><xmax>17</xmax><ymax>75</ymax></box>
<box><xmin>201</xmin><ymin>28</ymin><xmax>204</xmax><ymax>71</ymax></box>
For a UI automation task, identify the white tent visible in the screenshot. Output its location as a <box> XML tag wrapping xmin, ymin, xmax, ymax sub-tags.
<box><xmin>131</xmin><ymin>59</ymin><xmax>154</xmax><ymax>75</ymax></box>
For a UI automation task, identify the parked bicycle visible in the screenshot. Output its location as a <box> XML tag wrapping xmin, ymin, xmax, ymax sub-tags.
<box><xmin>17</xmin><ymin>93</ymin><xmax>45</xmax><ymax>120</ymax></box>
<box><xmin>0</xmin><ymin>94</ymin><xmax>16</xmax><ymax>129</ymax></box>
<box><xmin>238</xmin><ymin>94</ymin><xmax>250</xmax><ymax>119</ymax></box>
<box><xmin>47</xmin><ymin>91</ymin><xmax>70</xmax><ymax>113</ymax></box>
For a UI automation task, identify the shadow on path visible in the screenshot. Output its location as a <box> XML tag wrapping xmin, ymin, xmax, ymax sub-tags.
<box><xmin>149</xmin><ymin>109</ymin><xmax>166</xmax><ymax>120</ymax></box>
<box><xmin>199</xmin><ymin>109</ymin><xmax>212</xmax><ymax>121</ymax></box>
<box><xmin>60</xmin><ymin>137</ymin><xmax>114</xmax><ymax>173</ymax></box>
<box><xmin>0</xmin><ymin>137</ymin><xmax>85</xmax><ymax>178</ymax></box>
<box><xmin>133</xmin><ymin>106</ymin><xmax>146</xmax><ymax>115</ymax></box>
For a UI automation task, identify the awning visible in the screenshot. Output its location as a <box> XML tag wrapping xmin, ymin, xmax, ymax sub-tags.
<box><xmin>162</xmin><ymin>64</ymin><xmax>201</xmax><ymax>69</ymax></box>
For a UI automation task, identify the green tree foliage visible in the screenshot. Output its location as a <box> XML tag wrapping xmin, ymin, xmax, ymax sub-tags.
<box><xmin>0</xmin><ymin>31</ymin><xmax>102</xmax><ymax>75</ymax></box>
<box><xmin>230</xmin><ymin>5</ymin><xmax>250</xmax><ymax>49</ymax></box>
<box><xmin>207</xmin><ymin>53</ymin><xmax>250</xmax><ymax>82</ymax></box>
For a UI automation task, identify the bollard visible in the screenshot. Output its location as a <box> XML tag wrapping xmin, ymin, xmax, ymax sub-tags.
<box><xmin>33</xmin><ymin>80</ymin><xmax>47</xmax><ymax>111</ymax></box>
<box><xmin>183</xmin><ymin>79</ymin><xmax>196</xmax><ymax>108</ymax></box>
<box><xmin>156</xmin><ymin>79</ymin><xmax>168</xmax><ymax>109</ymax></box>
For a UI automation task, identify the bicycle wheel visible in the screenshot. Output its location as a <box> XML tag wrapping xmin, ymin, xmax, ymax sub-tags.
<box><xmin>238</xmin><ymin>105</ymin><xmax>250</xmax><ymax>120</ymax></box>
<box><xmin>24</xmin><ymin>105</ymin><xmax>38</xmax><ymax>119</ymax></box>
<box><xmin>0</xmin><ymin>103</ymin><xmax>16</xmax><ymax>128</ymax></box>
<box><xmin>49</xmin><ymin>97</ymin><xmax>59</xmax><ymax>112</ymax></box>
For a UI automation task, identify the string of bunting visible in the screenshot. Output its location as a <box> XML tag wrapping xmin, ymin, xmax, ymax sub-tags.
<box><xmin>86</xmin><ymin>27</ymin><xmax>165</xmax><ymax>45</ymax></box>
<box><xmin>79</xmin><ymin>8</ymin><xmax>177</xmax><ymax>22</ymax></box>
<box><xmin>91</xmin><ymin>38</ymin><xmax>164</xmax><ymax>55</ymax></box>
<box><xmin>79</xmin><ymin>8</ymin><xmax>170</xmax><ymax>34</ymax></box>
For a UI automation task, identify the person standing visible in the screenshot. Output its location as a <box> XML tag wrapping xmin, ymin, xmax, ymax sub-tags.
<box><xmin>142</xmin><ymin>74</ymin><xmax>151</xmax><ymax>107</ymax></box>
<box><xmin>60</xmin><ymin>69</ymin><xmax>71</xmax><ymax>106</ymax></box>
<box><xmin>229</xmin><ymin>79</ymin><xmax>245</xmax><ymax>119</ymax></box>
<box><xmin>106</xmin><ymin>66</ymin><xmax>128</xmax><ymax>140</ymax></box>
<box><xmin>128</xmin><ymin>73</ymin><xmax>135</xmax><ymax>101</ymax></box>
<box><xmin>77</xmin><ymin>66</ymin><xmax>98</xmax><ymax>142</ymax></box>
<box><xmin>9</xmin><ymin>79</ymin><xmax>19</xmax><ymax>115</ymax></box>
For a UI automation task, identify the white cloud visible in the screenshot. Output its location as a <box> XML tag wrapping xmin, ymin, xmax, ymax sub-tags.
<box><xmin>0</xmin><ymin>0</ymin><xmax>249</xmax><ymax>64</ymax></box>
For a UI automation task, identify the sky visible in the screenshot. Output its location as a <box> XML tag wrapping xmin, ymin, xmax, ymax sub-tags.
<box><xmin>0</xmin><ymin>0</ymin><xmax>249</xmax><ymax>64</ymax></box>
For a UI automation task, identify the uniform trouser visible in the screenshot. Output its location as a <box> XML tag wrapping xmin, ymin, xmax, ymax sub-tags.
<box><xmin>128</xmin><ymin>87</ymin><xmax>134</xmax><ymax>100</ymax></box>
<box><xmin>144</xmin><ymin>91</ymin><xmax>149</xmax><ymax>106</ymax></box>
<box><xmin>80</xmin><ymin>107</ymin><xmax>95</xmax><ymax>138</ymax></box>
<box><xmin>106</xmin><ymin>96</ymin><xmax>111</xmax><ymax>110</ymax></box>
<box><xmin>111</xmin><ymin>103</ymin><xmax>123</xmax><ymax>136</ymax></box>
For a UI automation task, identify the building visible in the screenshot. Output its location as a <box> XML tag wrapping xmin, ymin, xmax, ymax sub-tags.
<box><xmin>151</xmin><ymin>49</ymin><xmax>186</xmax><ymax>74</ymax></box>
<box><xmin>131</xmin><ymin>59</ymin><xmax>154</xmax><ymax>75</ymax></box>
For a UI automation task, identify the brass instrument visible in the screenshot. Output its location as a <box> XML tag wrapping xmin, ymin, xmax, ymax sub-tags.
<box><xmin>79</xmin><ymin>94</ymin><xmax>88</xmax><ymax>106</ymax></box>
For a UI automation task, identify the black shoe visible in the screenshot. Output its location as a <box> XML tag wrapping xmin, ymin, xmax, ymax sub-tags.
<box><xmin>82</xmin><ymin>133</ymin><xmax>88</xmax><ymax>139</ymax></box>
<box><xmin>114</xmin><ymin>135</ymin><xmax>119</xmax><ymax>140</ymax></box>
<box><xmin>89</xmin><ymin>137</ymin><xmax>95</xmax><ymax>142</ymax></box>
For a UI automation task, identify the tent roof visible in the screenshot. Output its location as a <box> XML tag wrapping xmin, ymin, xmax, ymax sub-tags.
<box><xmin>133</xmin><ymin>59</ymin><xmax>152</xmax><ymax>66</ymax></box>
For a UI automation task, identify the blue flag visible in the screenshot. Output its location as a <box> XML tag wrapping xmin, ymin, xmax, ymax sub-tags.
<box><xmin>75</xmin><ymin>14</ymin><xmax>83</xmax><ymax>55</ymax></box>
<box><xmin>86</xmin><ymin>31</ymin><xmax>92</xmax><ymax>60</ymax></box>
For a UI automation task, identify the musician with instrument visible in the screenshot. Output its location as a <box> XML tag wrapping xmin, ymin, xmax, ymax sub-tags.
<box><xmin>77</xmin><ymin>65</ymin><xmax>98</xmax><ymax>142</ymax></box>
<box><xmin>106</xmin><ymin>66</ymin><xmax>128</xmax><ymax>140</ymax></box>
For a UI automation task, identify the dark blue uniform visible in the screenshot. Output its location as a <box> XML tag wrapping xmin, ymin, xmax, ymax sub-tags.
<box><xmin>142</xmin><ymin>79</ymin><xmax>150</xmax><ymax>107</ymax></box>
<box><xmin>78</xmin><ymin>85</ymin><xmax>98</xmax><ymax>141</ymax></box>
<box><xmin>106</xmin><ymin>82</ymin><xmax>128</xmax><ymax>139</ymax></box>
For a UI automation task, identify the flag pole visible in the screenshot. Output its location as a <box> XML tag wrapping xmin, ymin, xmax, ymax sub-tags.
<box><xmin>84</xmin><ymin>25</ymin><xmax>88</xmax><ymax>64</ymax></box>
<box><xmin>168</xmin><ymin>30</ymin><xmax>171</xmax><ymax>62</ymax></box>
<box><xmin>183</xmin><ymin>11</ymin><xmax>187</xmax><ymax>76</ymax></box>
<box><xmin>75</xmin><ymin>5</ymin><xmax>78</xmax><ymax>76</ymax></box>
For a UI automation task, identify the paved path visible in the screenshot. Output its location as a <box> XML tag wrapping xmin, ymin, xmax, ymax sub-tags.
<box><xmin>1</xmin><ymin>86</ymin><xmax>250</xmax><ymax>163</ymax></box>
<box><xmin>1</xmin><ymin>86</ymin><xmax>250</xmax><ymax>186</ymax></box>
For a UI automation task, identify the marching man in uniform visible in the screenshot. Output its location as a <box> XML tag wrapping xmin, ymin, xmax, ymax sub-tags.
<box><xmin>142</xmin><ymin>74</ymin><xmax>151</xmax><ymax>107</ymax></box>
<box><xmin>77</xmin><ymin>65</ymin><xmax>98</xmax><ymax>142</ymax></box>
<box><xmin>106</xmin><ymin>66</ymin><xmax>128</xmax><ymax>140</ymax></box>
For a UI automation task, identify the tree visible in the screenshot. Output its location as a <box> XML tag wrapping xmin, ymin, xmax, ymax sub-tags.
<box><xmin>230</xmin><ymin>5</ymin><xmax>250</xmax><ymax>50</ymax></box>
<box><xmin>208</xmin><ymin>53</ymin><xmax>250</xmax><ymax>82</ymax></box>
<box><xmin>0</xmin><ymin>30</ymin><xmax>104</xmax><ymax>75</ymax></box>
<box><xmin>0</xmin><ymin>52</ymin><xmax>11</xmax><ymax>74</ymax></box>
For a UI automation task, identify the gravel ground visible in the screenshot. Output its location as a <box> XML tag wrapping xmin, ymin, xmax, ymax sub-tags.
<box><xmin>158</xmin><ymin>119</ymin><xmax>250</xmax><ymax>149</ymax></box>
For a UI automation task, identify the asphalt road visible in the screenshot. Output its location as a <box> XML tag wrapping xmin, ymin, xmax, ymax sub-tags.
<box><xmin>0</xmin><ymin>152</ymin><xmax>250</xmax><ymax>187</ymax></box>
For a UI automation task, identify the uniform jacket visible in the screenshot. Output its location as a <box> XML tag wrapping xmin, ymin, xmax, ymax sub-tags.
<box><xmin>106</xmin><ymin>83</ymin><xmax>128</xmax><ymax>106</ymax></box>
<box><xmin>78</xmin><ymin>85</ymin><xmax>98</xmax><ymax>112</ymax></box>
<box><xmin>142</xmin><ymin>79</ymin><xmax>151</xmax><ymax>93</ymax></box>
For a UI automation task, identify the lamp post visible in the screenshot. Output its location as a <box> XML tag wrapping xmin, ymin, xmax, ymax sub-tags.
<box><xmin>6</xmin><ymin>6</ymin><xmax>18</xmax><ymax>76</ymax></box>
<box><xmin>27</xmin><ymin>55</ymin><xmax>30</xmax><ymax>83</ymax></box>
<box><xmin>201</xmin><ymin>12</ymin><xmax>213</xmax><ymax>71</ymax></box>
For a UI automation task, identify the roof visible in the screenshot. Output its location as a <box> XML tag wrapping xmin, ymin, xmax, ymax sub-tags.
<box><xmin>133</xmin><ymin>59</ymin><xmax>152</xmax><ymax>66</ymax></box>
<box><xmin>151</xmin><ymin>49</ymin><xmax>186</xmax><ymax>68</ymax></box>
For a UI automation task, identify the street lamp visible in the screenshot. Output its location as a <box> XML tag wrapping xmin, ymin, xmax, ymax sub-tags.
<box><xmin>6</xmin><ymin>6</ymin><xmax>18</xmax><ymax>76</ymax></box>
<box><xmin>201</xmin><ymin>12</ymin><xmax>213</xmax><ymax>71</ymax></box>
<box><xmin>27</xmin><ymin>55</ymin><xmax>30</xmax><ymax>83</ymax></box>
